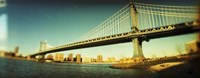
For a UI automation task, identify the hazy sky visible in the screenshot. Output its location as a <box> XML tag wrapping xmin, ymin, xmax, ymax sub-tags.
<box><xmin>0</xmin><ymin>0</ymin><xmax>199</xmax><ymax>60</ymax></box>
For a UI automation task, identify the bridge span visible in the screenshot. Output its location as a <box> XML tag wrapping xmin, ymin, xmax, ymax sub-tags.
<box><xmin>28</xmin><ymin>1</ymin><xmax>199</xmax><ymax>60</ymax></box>
<box><xmin>29</xmin><ymin>21</ymin><xmax>200</xmax><ymax>58</ymax></box>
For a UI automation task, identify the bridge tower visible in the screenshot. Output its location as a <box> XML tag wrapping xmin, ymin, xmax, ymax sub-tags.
<box><xmin>39</xmin><ymin>41</ymin><xmax>47</xmax><ymax>51</ymax></box>
<box><xmin>130</xmin><ymin>1</ymin><xmax>144</xmax><ymax>58</ymax></box>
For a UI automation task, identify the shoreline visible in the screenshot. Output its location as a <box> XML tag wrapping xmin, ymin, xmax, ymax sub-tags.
<box><xmin>1</xmin><ymin>54</ymin><xmax>200</xmax><ymax>78</ymax></box>
<box><xmin>0</xmin><ymin>56</ymin><xmax>35</xmax><ymax>61</ymax></box>
<box><xmin>111</xmin><ymin>53</ymin><xmax>200</xmax><ymax>78</ymax></box>
<box><xmin>110</xmin><ymin>57</ymin><xmax>186</xmax><ymax>69</ymax></box>
<box><xmin>0</xmin><ymin>57</ymin><xmax>116</xmax><ymax>65</ymax></box>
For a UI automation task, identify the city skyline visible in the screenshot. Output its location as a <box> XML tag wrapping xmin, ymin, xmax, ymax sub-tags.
<box><xmin>0</xmin><ymin>0</ymin><xmax>199</xmax><ymax>60</ymax></box>
<box><xmin>46</xmin><ymin>53</ymin><xmax>109</xmax><ymax>62</ymax></box>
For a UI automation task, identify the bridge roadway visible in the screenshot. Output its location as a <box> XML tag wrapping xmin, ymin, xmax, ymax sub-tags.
<box><xmin>30</xmin><ymin>21</ymin><xmax>200</xmax><ymax>57</ymax></box>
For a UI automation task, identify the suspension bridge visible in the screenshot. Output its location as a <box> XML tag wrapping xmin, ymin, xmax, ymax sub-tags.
<box><xmin>28</xmin><ymin>1</ymin><xmax>200</xmax><ymax>59</ymax></box>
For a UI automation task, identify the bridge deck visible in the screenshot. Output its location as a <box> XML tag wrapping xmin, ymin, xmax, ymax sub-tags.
<box><xmin>30</xmin><ymin>21</ymin><xmax>200</xmax><ymax>57</ymax></box>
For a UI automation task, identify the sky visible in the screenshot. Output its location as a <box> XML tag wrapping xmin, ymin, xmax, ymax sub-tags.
<box><xmin>0</xmin><ymin>0</ymin><xmax>199</xmax><ymax>60</ymax></box>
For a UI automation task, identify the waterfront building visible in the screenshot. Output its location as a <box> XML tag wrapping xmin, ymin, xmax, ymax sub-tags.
<box><xmin>97</xmin><ymin>55</ymin><xmax>103</xmax><ymax>62</ymax></box>
<box><xmin>76</xmin><ymin>54</ymin><xmax>81</xmax><ymax>63</ymax></box>
<box><xmin>107</xmin><ymin>57</ymin><xmax>115</xmax><ymax>62</ymax></box>
<box><xmin>0</xmin><ymin>47</ymin><xmax>20</xmax><ymax>57</ymax></box>
<box><xmin>45</xmin><ymin>54</ymin><xmax>54</xmax><ymax>62</ymax></box>
<box><xmin>64</xmin><ymin>57</ymin><xmax>68</xmax><ymax>61</ymax></box>
<box><xmin>0</xmin><ymin>51</ymin><xmax>5</xmax><ymax>57</ymax></box>
<box><xmin>0</xmin><ymin>51</ymin><xmax>15</xmax><ymax>57</ymax></box>
<box><xmin>91</xmin><ymin>58</ymin><xmax>96</xmax><ymax>62</ymax></box>
<box><xmin>54</xmin><ymin>53</ymin><xmax>64</xmax><ymax>62</ymax></box>
<box><xmin>119</xmin><ymin>57</ymin><xmax>144</xmax><ymax>64</ymax></box>
<box><xmin>14</xmin><ymin>46</ymin><xmax>19</xmax><ymax>56</ymax></box>
<box><xmin>82</xmin><ymin>57</ymin><xmax>91</xmax><ymax>63</ymax></box>
<box><xmin>68</xmin><ymin>53</ymin><xmax>73</xmax><ymax>62</ymax></box>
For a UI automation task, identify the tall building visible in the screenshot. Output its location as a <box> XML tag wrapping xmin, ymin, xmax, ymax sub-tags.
<box><xmin>97</xmin><ymin>55</ymin><xmax>103</xmax><ymax>62</ymax></box>
<box><xmin>76</xmin><ymin>54</ymin><xmax>81</xmax><ymax>63</ymax></box>
<box><xmin>65</xmin><ymin>57</ymin><xmax>68</xmax><ymax>61</ymax></box>
<box><xmin>14</xmin><ymin>46</ymin><xmax>19</xmax><ymax>53</ymax></box>
<box><xmin>54</xmin><ymin>53</ymin><xmax>64</xmax><ymax>62</ymax></box>
<box><xmin>14</xmin><ymin>46</ymin><xmax>19</xmax><ymax>56</ymax></box>
<box><xmin>68</xmin><ymin>53</ymin><xmax>73</xmax><ymax>62</ymax></box>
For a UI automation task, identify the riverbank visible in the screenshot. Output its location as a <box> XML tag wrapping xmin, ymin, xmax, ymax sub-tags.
<box><xmin>111</xmin><ymin>53</ymin><xmax>200</xmax><ymax>78</ymax></box>
<box><xmin>110</xmin><ymin>56</ymin><xmax>185</xmax><ymax>69</ymax></box>
<box><xmin>156</xmin><ymin>53</ymin><xmax>200</xmax><ymax>78</ymax></box>
<box><xmin>53</xmin><ymin>61</ymin><xmax>116</xmax><ymax>65</ymax></box>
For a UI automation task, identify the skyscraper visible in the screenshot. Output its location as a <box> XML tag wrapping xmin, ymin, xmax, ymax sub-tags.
<box><xmin>54</xmin><ymin>53</ymin><xmax>64</xmax><ymax>62</ymax></box>
<box><xmin>97</xmin><ymin>55</ymin><xmax>103</xmax><ymax>62</ymax></box>
<box><xmin>14</xmin><ymin>46</ymin><xmax>19</xmax><ymax>56</ymax></box>
<box><xmin>14</xmin><ymin>46</ymin><xmax>19</xmax><ymax>53</ymax></box>
<box><xmin>76</xmin><ymin>54</ymin><xmax>81</xmax><ymax>63</ymax></box>
<box><xmin>68</xmin><ymin>53</ymin><xmax>73</xmax><ymax>62</ymax></box>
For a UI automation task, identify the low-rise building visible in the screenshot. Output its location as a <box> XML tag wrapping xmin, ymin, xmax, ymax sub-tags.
<box><xmin>107</xmin><ymin>57</ymin><xmax>115</xmax><ymax>62</ymax></box>
<box><xmin>45</xmin><ymin>54</ymin><xmax>54</xmax><ymax>62</ymax></box>
<box><xmin>97</xmin><ymin>55</ymin><xmax>103</xmax><ymax>62</ymax></box>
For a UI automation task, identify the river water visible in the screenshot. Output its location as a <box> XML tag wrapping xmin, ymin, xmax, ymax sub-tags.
<box><xmin>0</xmin><ymin>58</ymin><xmax>158</xmax><ymax>78</ymax></box>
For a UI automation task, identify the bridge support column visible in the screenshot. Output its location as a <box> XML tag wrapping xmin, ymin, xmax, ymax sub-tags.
<box><xmin>39</xmin><ymin>41</ymin><xmax>47</xmax><ymax>51</ymax></box>
<box><xmin>130</xmin><ymin>1</ymin><xmax>145</xmax><ymax>59</ymax></box>
<box><xmin>132</xmin><ymin>38</ymin><xmax>144</xmax><ymax>58</ymax></box>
